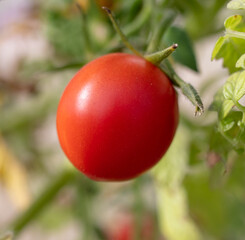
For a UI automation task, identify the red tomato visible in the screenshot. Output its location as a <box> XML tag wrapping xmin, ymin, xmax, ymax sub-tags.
<box><xmin>56</xmin><ymin>53</ymin><xmax>178</xmax><ymax>181</ymax></box>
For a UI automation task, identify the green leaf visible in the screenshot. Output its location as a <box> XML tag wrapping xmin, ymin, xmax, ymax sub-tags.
<box><xmin>224</xmin><ymin>15</ymin><xmax>244</xmax><ymax>31</ymax></box>
<box><xmin>209</xmin><ymin>88</ymin><xmax>225</xmax><ymax>117</ymax></box>
<box><xmin>220</xmin><ymin>117</ymin><xmax>236</xmax><ymax>132</ymax></box>
<box><xmin>224</xmin><ymin>15</ymin><xmax>245</xmax><ymax>32</ymax></box>
<box><xmin>211</xmin><ymin>37</ymin><xmax>225</xmax><ymax>61</ymax></box>
<box><xmin>221</xmin><ymin>100</ymin><xmax>234</xmax><ymax>119</ymax></box>
<box><xmin>210</xmin><ymin>88</ymin><xmax>234</xmax><ymax>119</ymax></box>
<box><xmin>227</xmin><ymin>0</ymin><xmax>245</xmax><ymax>10</ymax></box>
<box><xmin>163</xmin><ymin>26</ymin><xmax>198</xmax><ymax>72</ymax></box>
<box><xmin>212</xmin><ymin>36</ymin><xmax>244</xmax><ymax>73</ymax></box>
<box><xmin>212</xmin><ymin>15</ymin><xmax>245</xmax><ymax>73</ymax></box>
<box><xmin>236</xmin><ymin>54</ymin><xmax>245</xmax><ymax>69</ymax></box>
<box><xmin>223</xmin><ymin>70</ymin><xmax>245</xmax><ymax>101</ymax></box>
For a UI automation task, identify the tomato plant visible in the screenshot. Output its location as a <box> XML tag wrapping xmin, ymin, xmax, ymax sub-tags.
<box><xmin>55</xmin><ymin>6</ymin><xmax>203</xmax><ymax>181</ymax></box>
<box><xmin>56</xmin><ymin>53</ymin><xmax>178</xmax><ymax>181</ymax></box>
<box><xmin>8</xmin><ymin>0</ymin><xmax>245</xmax><ymax>239</ymax></box>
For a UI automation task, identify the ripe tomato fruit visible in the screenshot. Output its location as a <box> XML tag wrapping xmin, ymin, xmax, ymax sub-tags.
<box><xmin>56</xmin><ymin>53</ymin><xmax>178</xmax><ymax>181</ymax></box>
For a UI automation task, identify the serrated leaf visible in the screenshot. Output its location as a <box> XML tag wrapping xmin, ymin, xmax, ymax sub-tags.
<box><xmin>227</xmin><ymin>0</ymin><xmax>245</xmax><ymax>10</ymax></box>
<box><xmin>163</xmin><ymin>26</ymin><xmax>198</xmax><ymax>72</ymax></box>
<box><xmin>212</xmin><ymin>15</ymin><xmax>245</xmax><ymax>73</ymax></box>
<box><xmin>236</xmin><ymin>54</ymin><xmax>245</xmax><ymax>69</ymax></box>
<box><xmin>223</xmin><ymin>70</ymin><xmax>245</xmax><ymax>101</ymax></box>
<box><xmin>211</xmin><ymin>86</ymin><xmax>235</xmax><ymax>119</ymax></box>
<box><xmin>212</xmin><ymin>36</ymin><xmax>244</xmax><ymax>73</ymax></box>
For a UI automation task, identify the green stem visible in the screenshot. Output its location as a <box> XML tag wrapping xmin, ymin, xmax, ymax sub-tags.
<box><xmin>103</xmin><ymin>0</ymin><xmax>152</xmax><ymax>55</ymax></box>
<box><xmin>123</xmin><ymin>0</ymin><xmax>152</xmax><ymax>37</ymax></box>
<box><xmin>10</xmin><ymin>169</ymin><xmax>76</xmax><ymax>236</ymax></box>
<box><xmin>226</xmin><ymin>29</ymin><xmax>245</xmax><ymax>40</ymax></box>
<box><xmin>102</xmin><ymin>7</ymin><xmax>143</xmax><ymax>57</ymax></box>
<box><xmin>145</xmin><ymin>44</ymin><xmax>178</xmax><ymax>65</ymax></box>
<box><xmin>242</xmin><ymin>112</ymin><xmax>245</xmax><ymax>124</ymax></box>
<box><xmin>146</xmin><ymin>10</ymin><xmax>177</xmax><ymax>53</ymax></box>
<box><xmin>75</xmin><ymin>179</ymin><xmax>95</xmax><ymax>240</ymax></box>
<box><xmin>132</xmin><ymin>178</ymin><xmax>144</xmax><ymax>240</ymax></box>
<box><xmin>76</xmin><ymin>3</ymin><xmax>93</xmax><ymax>59</ymax></box>
<box><xmin>235</xmin><ymin>100</ymin><xmax>245</xmax><ymax>112</ymax></box>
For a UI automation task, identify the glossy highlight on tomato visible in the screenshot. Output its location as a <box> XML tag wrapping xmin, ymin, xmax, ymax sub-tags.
<box><xmin>56</xmin><ymin>53</ymin><xmax>178</xmax><ymax>181</ymax></box>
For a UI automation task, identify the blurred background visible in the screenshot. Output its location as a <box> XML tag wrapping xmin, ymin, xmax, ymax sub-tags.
<box><xmin>2</xmin><ymin>0</ymin><xmax>245</xmax><ymax>240</ymax></box>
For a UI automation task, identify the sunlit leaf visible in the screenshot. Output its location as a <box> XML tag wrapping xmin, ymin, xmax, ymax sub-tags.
<box><xmin>224</xmin><ymin>15</ymin><xmax>245</xmax><ymax>32</ymax></box>
<box><xmin>163</xmin><ymin>26</ymin><xmax>198</xmax><ymax>72</ymax></box>
<box><xmin>227</xmin><ymin>0</ymin><xmax>245</xmax><ymax>10</ymax></box>
<box><xmin>221</xmin><ymin>100</ymin><xmax>234</xmax><ymax>119</ymax></box>
<box><xmin>212</xmin><ymin>15</ymin><xmax>245</xmax><ymax>73</ymax></box>
<box><xmin>212</xmin><ymin>36</ymin><xmax>244</xmax><ymax>73</ymax></box>
<box><xmin>223</xmin><ymin>70</ymin><xmax>245</xmax><ymax>101</ymax></box>
<box><xmin>236</xmin><ymin>54</ymin><xmax>245</xmax><ymax>69</ymax></box>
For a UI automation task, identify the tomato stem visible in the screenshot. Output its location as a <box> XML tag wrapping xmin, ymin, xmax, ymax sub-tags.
<box><xmin>146</xmin><ymin>10</ymin><xmax>177</xmax><ymax>53</ymax></box>
<box><xmin>76</xmin><ymin>3</ymin><xmax>93</xmax><ymax>59</ymax></box>
<box><xmin>144</xmin><ymin>44</ymin><xmax>178</xmax><ymax>65</ymax></box>
<box><xmin>102</xmin><ymin>7</ymin><xmax>143</xmax><ymax>57</ymax></box>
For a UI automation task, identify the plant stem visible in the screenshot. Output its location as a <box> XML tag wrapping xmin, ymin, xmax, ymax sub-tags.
<box><xmin>74</xmin><ymin>178</ymin><xmax>96</xmax><ymax>240</ymax></box>
<box><xmin>102</xmin><ymin>7</ymin><xmax>143</xmax><ymax>57</ymax></box>
<box><xmin>145</xmin><ymin>44</ymin><xmax>178</xmax><ymax>65</ymax></box>
<box><xmin>146</xmin><ymin>10</ymin><xmax>177</xmax><ymax>53</ymax></box>
<box><xmin>124</xmin><ymin>0</ymin><xmax>152</xmax><ymax>37</ymax></box>
<box><xmin>132</xmin><ymin>178</ymin><xmax>144</xmax><ymax>240</ymax></box>
<box><xmin>9</xmin><ymin>168</ymin><xmax>76</xmax><ymax>236</ymax></box>
<box><xmin>226</xmin><ymin>29</ymin><xmax>245</xmax><ymax>40</ymax></box>
<box><xmin>76</xmin><ymin>3</ymin><xmax>93</xmax><ymax>59</ymax></box>
<box><xmin>242</xmin><ymin>112</ymin><xmax>245</xmax><ymax>124</ymax></box>
<box><xmin>235</xmin><ymin>100</ymin><xmax>245</xmax><ymax>112</ymax></box>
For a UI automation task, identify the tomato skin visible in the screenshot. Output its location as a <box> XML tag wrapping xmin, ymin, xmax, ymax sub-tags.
<box><xmin>56</xmin><ymin>53</ymin><xmax>178</xmax><ymax>181</ymax></box>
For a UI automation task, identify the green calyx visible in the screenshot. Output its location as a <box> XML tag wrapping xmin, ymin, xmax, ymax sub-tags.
<box><xmin>103</xmin><ymin>6</ymin><xmax>204</xmax><ymax>116</ymax></box>
<box><xmin>144</xmin><ymin>44</ymin><xmax>178</xmax><ymax>65</ymax></box>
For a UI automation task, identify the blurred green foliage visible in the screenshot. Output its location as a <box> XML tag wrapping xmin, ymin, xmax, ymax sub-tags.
<box><xmin>3</xmin><ymin>0</ymin><xmax>245</xmax><ymax>240</ymax></box>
